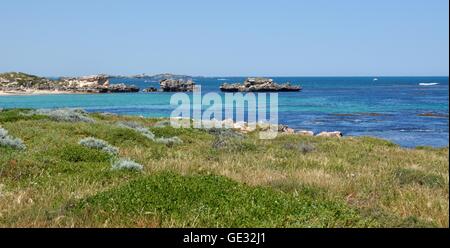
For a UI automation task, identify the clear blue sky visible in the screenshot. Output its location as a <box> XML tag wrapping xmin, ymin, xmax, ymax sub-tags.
<box><xmin>1</xmin><ymin>0</ymin><xmax>448</xmax><ymax>76</ymax></box>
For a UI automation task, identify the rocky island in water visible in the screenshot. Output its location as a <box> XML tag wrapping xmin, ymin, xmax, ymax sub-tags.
<box><xmin>220</xmin><ymin>77</ymin><xmax>302</xmax><ymax>92</ymax></box>
<box><xmin>144</xmin><ymin>78</ymin><xmax>196</xmax><ymax>92</ymax></box>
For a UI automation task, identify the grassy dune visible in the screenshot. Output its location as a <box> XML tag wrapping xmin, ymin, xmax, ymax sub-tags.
<box><xmin>0</xmin><ymin>109</ymin><xmax>448</xmax><ymax>227</ymax></box>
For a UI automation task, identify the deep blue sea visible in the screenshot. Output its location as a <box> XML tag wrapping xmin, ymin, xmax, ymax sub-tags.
<box><xmin>1</xmin><ymin>77</ymin><xmax>448</xmax><ymax>148</ymax></box>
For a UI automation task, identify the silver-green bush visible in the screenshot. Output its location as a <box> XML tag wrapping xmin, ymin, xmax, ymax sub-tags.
<box><xmin>99</xmin><ymin>112</ymin><xmax>118</xmax><ymax>117</ymax></box>
<box><xmin>116</xmin><ymin>121</ymin><xmax>183</xmax><ymax>146</ymax></box>
<box><xmin>79</xmin><ymin>137</ymin><xmax>118</xmax><ymax>156</ymax></box>
<box><xmin>33</xmin><ymin>108</ymin><xmax>94</xmax><ymax>123</ymax></box>
<box><xmin>155</xmin><ymin>136</ymin><xmax>183</xmax><ymax>146</ymax></box>
<box><xmin>0</xmin><ymin>127</ymin><xmax>26</xmax><ymax>150</ymax></box>
<box><xmin>111</xmin><ymin>158</ymin><xmax>143</xmax><ymax>171</ymax></box>
<box><xmin>117</xmin><ymin>121</ymin><xmax>156</xmax><ymax>140</ymax></box>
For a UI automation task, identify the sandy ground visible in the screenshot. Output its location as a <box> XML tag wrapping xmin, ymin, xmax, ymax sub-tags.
<box><xmin>0</xmin><ymin>90</ymin><xmax>85</xmax><ymax>96</ymax></box>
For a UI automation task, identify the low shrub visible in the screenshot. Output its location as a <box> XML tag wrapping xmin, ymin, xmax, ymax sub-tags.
<box><xmin>149</xmin><ymin>126</ymin><xmax>192</xmax><ymax>139</ymax></box>
<box><xmin>106</xmin><ymin>128</ymin><xmax>150</xmax><ymax>146</ymax></box>
<box><xmin>117</xmin><ymin>121</ymin><xmax>156</xmax><ymax>140</ymax></box>
<box><xmin>111</xmin><ymin>158</ymin><xmax>144</xmax><ymax>171</ymax></box>
<box><xmin>0</xmin><ymin>127</ymin><xmax>26</xmax><ymax>150</ymax></box>
<box><xmin>210</xmin><ymin>128</ymin><xmax>247</xmax><ymax>150</ymax></box>
<box><xmin>117</xmin><ymin>121</ymin><xmax>183</xmax><ymax>146</ymax></box>
<box><xmin>211</xmin><ymin>136</ymin><xmax>228</xmax><ymax>149</ymax></box>
<box><xmin>211</xmin><ymin>135</ymin><xmax>256</xmax><ymax>152</ymax></box>
<box><xmin>359</xmin><ymin>137</ymin><xmax>398</xmax><ymax>147</ymax></box>
<box><xmin>71</xmin><ymin>172</ymin><xmax>371</xmax><ymax>227</ymax></box>
<box><xmin>79</xmin><ymin>137</ymin><xmax>119</xmax><ymax>156</ymax></box>
<box><xmin>0</xmin><ymin>109</ymin><xmax>48</xmax><ymax>122</ymax></box>
<box><xmin>99</xmin><ymin>112</ymin><xmax>118</xmax><ymax>117</ymax></box>
<box><xmin>155</xmin><ymin>136</ymin><xmax>183</xmax><ymax>146</ymax></box>
<box><xmin>299</xmin><ymin>143</ymin><xmax>315</xmax><ymax>154</ymax></box>
<box><xmin>284</xmin><ymin>142</ymin><xmax>315</xmax><ymax>154</ymax></box>
<box><xmin>59</xmin><ymin>144</ymin><xmax>111</xmax><ymax>163</ymax></box>
<box><xmin>394</xmin><ymin>168</ymin><xmax>446</xmax><ymax>188</ymax></box>
<box><xmin>208</xmin><ymin>128</ymin><xmax>243</xmax><ymax>139</ymax></box>
<box><xmin>153</xmin><ymin>120</ymin><xmax>171</xmax><ymax>128</ymax></box>
<box><xmin>33</xmin><ymin>108</ymin><xmax>94</xmax><ymax>123</ymax></box>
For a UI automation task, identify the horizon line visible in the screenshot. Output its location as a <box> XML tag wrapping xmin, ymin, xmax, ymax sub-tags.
<box><xmin>2</xmin><ymin>71</ymin><xmax>449</xmax><ymax>78</ymax></box>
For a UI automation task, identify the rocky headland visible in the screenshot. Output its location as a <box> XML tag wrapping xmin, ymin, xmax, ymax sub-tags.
<box><xmin>0</xmin><ymin>72</ymin><xmax>139</xmax><ymax>95</ymax></box>
<box><xmin>220</xmin><ymin>77</ymin><xmax>302</xmax><ymax>92</ymax></box>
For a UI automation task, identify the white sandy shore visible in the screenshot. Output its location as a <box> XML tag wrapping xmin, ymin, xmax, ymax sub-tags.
<box><xmin>0</xmin><ymin>90</ymin><xmax>88</xmax><ymax>96</ymax></box>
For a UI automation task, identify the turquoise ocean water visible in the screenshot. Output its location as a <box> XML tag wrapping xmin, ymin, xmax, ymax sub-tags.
<box><xmin>1</xmin><ymin>77</ymin><xmax>448</xmax><ymax>148</ymax></box>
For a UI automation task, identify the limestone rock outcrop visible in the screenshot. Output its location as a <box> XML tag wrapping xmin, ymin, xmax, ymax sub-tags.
<box><xmin>220</xmin><ymin>78</ymin><xmax>301</xmax><ymax>92</ymax></box>
<box><xmin>316</xmin><ymin>131</ymin><xmax>343</xmax><ymax>138</ymax></box>
<box><xmin>143</xmin><ymin>87</ymin><xmax>158</xmax><ymax>93</ymax></box>
<box><xmin>160</xmin><ymin>79</ymin><xmax>196</xmax><ymax>92</ymax></box>
<box><xmin>0</xmin><ymin>73</ymin><xmax>140</xmax><ymax>94</ymax></box>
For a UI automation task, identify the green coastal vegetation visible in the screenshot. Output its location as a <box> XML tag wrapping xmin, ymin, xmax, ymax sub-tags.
<box><xmin>0</xmin><ymin>72</ymin><xmax>54</xmax><ymax>88</ymax></box>
<box><xmin>0</xmin><ymin>108</ymin><xmax>448</xmax><ymax>227</ymax></box>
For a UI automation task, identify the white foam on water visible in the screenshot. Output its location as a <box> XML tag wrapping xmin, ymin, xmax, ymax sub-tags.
<box><xmin>419</xmin><ymin>83</ymin><xmax>439</xmax><ymax>86</ymax></box>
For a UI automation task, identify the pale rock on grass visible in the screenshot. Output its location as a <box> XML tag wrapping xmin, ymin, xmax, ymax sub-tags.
<box><xmin>317</xmin><ymin>131</ymin><xmax>343</xmax><ymax>138</ymax></box>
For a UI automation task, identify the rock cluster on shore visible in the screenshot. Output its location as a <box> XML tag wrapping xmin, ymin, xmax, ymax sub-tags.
<box><xmin>220</xmin><ymin>77</ymin><xmax>302</xmax><ymax>92</ymax></box>
<box><xmin>232</xmin><ymin>121</ymin><xmax>342</xmax><ymax>138</ymax></box>
<box><xmin>317</xmin><ymin>131</ymin><xmax>343</xmax><ymax>138</ymax></box>
<box><xmin>174</xmin><ymin>118</ymin><xmax>342</xmax><ymax>138</ymax></box>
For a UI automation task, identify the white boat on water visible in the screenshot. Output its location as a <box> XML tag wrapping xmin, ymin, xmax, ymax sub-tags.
<box><xmin>419</xmin><ymin>83</ymin><xmax>439</xmax><ymax>86</ymax></box>
<box><xmin>373</xmin><ymin>78</ymin><xmax>379</xmax><ymax>81</ymax></box>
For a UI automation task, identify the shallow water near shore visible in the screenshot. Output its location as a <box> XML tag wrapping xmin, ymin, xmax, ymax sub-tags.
<box><xmin>1</xmin><ymin>77</ymin><xmax>448</xmax><ymax>148</ymax></box>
